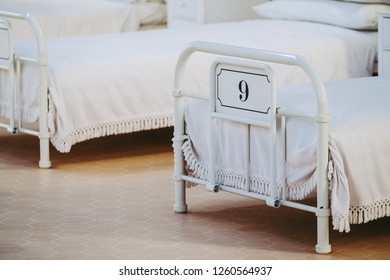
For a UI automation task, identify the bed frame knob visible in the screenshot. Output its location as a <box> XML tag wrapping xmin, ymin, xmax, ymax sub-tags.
<box><xmin>207</xmin><ymin>184</ymin><xmax>220</xmax><ymax>193</ymax></box>
<box><xmin>7</xmin><ymin>127</ymin><xmax>18</xmax><ymax>134</ymax></box>
<box><xmin>266</xmin><ymin>198</ymin><xmax>282</xmax><ymax>208</ymax></box>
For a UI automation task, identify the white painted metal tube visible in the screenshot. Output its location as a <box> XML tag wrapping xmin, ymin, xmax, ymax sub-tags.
<box><xmin>174</xmin><ymin>41</ymin><xmax>328</xmax><ymax>114</ymax></box>
<box><xmin>16</xmin><ymin>56</ymin><xmax>38</xmax><ymax>63</ymax></box>
<box><xmin>8</xmin><ymin>52</ymin><xmax>15</xmax><ymax>134</ymax></box>
<box><xmin>210</xmin><ymin>112</ymin><xmax>271</xmax><ymax>128</ymax></box>
<box><xmin>244</xmin><ymin>126</ymin><xmax>250</xmax><ymax>192</ymax></box>
<box><xmin>0</xmin><ymin>19</ymin><xmax>16</xmax><ymax>133</ymax></box>
<box><xmin>173</xmin><ymin>95</ymin><xmax>188</xmax><ymax>213</ymax></box>
<box><xmin>179</xmin><ymin>90</ymin><xmax>209</xmax><ymax>100</ymax></box>
<box><xmin>0</xmin><ymin>123</ymin><xmax>9</xmax><ymax>129</ymax></box>
<box><xmin>209</xmin><ymin>94</ymin><xmax>217</xmax><ymax>189</ymax></box>
<box><xmin>15</xmin><ymin>59</ymin><xmax>21</xmax><ymax>130</ymax></box>
<box><xmin>219</xmin><ymin>184</ymin><xmax>318</xmax><ymax>213</ymax></box>
<box><xmin>181</xmin><ymin>175</ymin><xmax>209</xmax><ymax>186</ymax></box>
<box><xmin>0</xmin><ymin>11</ymin><xmax>51</xmax><ymax>168</ymax></box>
<box><xmin>277</xmin><ymin>108</ymin><xmax>316</xmax><ymax>120</ymax></box>
<box><xmin>280</xmin><ymin>115</ymin><xmax>287</xmax><ymax>200</ymax></box>
<box><xmin>17</xmin><ymin>127</ymin><xmax>39</xmax><ymax>137</ymax></box>
<box><xmin>173</xmin><ymin>41</ymin><xmax>330</xmax><ymax>253</ymax></box>
<box><xmin>27</xmin><ymin>13</ymin><xmax>51</xmax><ymax>169</ymax></box>
<box><xmin>269</xmin><ymin>79</ymin><xmax>277</xmax><ymax>201</ymax></box>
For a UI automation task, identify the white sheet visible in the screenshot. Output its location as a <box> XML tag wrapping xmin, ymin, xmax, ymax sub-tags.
<box><xmin>183</xmin><ymin>76</ymin><xmax>390</xmax><ymax>233</ymax></box>
<box><xmin>0</xmin><ymin>0</ymin><xmax>166</xmax><ymax>39</ymax></box>
<box><xmin>0</xmin><ymin>19</ymin><xmax>378</xmax><ymax>153</ymax></box>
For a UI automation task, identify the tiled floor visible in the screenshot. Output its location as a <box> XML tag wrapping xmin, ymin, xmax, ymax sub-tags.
<box><xmin>0</xmin><ymin>128</ymin><xmax>389</xmax><ymax>260</ymax></box>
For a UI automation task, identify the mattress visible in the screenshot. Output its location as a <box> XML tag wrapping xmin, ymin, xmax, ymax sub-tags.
<box><xmin>183</xmin><ymin>76</ymin><xmax>390</xmax><ymax>232</ymax></box>
<box><xmin>0</xmin><ymin>19</ymin><xmax>378</xmax><ymax>153</ymax></box>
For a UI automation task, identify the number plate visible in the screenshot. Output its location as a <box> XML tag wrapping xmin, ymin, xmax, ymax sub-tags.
<box><xmin>214</xmin><ymin>59</ymin><xmax>274</xmax><ymax>121</ymax></box>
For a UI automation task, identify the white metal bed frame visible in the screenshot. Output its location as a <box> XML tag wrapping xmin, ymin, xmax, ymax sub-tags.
<box><xmin>0</xmin><ymin>11</ymin><xmax>50</xmax><ymax>168</ymax></box>
<box><xmin>172</xmin><ymin>41</ymin><xmax>332</xmax><ymax>254</ymax></box>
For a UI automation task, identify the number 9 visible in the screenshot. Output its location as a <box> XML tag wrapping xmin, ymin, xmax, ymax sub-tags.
<box><xmin>238</xmin><ymin>80</ymin><xmax>249</xmax><ymax>102</ymax></box>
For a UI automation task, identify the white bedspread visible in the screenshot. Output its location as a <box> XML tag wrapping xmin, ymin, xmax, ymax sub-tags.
<box><xmin>0</xmin><ymin>0</ymin><xmax>165</xmax><ymax>39</ymax></box>
<box><xmin>183</xmin><ymin>77</ymin><xmax>390</xmax><ymax>232</ymax></box>
<box><xmin>0</xmin><ymin>19</ymin><xmax>378</xmax><ymax>152</ymax></box>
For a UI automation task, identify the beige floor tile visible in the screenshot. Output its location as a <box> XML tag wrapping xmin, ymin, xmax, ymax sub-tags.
<box><xmin>0</xmin><ymin>128</ymin><xmax>389</xmax><ymax>260</ymax></box>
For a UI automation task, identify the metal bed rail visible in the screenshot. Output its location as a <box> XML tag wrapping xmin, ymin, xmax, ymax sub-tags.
<box><xmin>0</xmin><ymin>10</ymin><xmax>50</xmax><ymax>168</ymax></box>
<box><xmin>172</xmin><ymin>41</ymin><xmax>331</xmax><ymax>254</ymax></box>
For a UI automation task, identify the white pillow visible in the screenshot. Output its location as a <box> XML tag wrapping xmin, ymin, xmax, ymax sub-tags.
<box><xmin>253</xmin><ymin>0</ymin><xmax>390</xmax><ymax>30</ymax></box>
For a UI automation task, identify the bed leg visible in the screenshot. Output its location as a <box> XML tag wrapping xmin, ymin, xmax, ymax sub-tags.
<box><xmin>173</xmin><ymin>92</ymin><xmax>187</xmax><ymax>213</ymax></box>
<box><xmin>174</xmin><ymin>180</ymin><xmax>188</xmax><ymax>213</ymax></box>
<box><xmin>173</xmin><ymin>136</ymin><xmax>188</xmax><ymax>212</ymax></box>
<box><xmin>39</xmin><ymin>135</ymin><xmax>51</xmax><ymax>168</ymax></box>
<box><xmin>315</xmin><ymin>208</ymin><xmax>331</xmax><ymax>254</ymax></box>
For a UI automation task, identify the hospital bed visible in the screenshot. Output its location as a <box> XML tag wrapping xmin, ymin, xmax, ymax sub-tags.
<box><xmin>0</xmin><ymin>0</ymin><xmax>385</xmax><ymax>168</ymax></box>
<box><xmin>0</xmin><ymin>0</ymin><xmax>167</xmax><ymax>39</ymax></box>
<box><xmin>172</xmin><ymin>41</ymin><xmax>390</xmax><ymax>254</ymax></box>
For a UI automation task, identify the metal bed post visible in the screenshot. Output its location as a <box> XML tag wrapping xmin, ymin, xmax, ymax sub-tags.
<box><xmin>173</xmin><ymin>93</ymin><xmax>188</xmax><ymax>213</ymax></box>
<box><xmin>0</xmin><ymin>18</ymin><xmax>16</xmax><ymax>133</ymax></box>
<box><xmin>25</xmin><ymin>13</ymin><xmax>50</xmax><ymax>169</ymax></box>
<box><xmin>172</xmin><ymin>50</ymin><xmax>189</xmax><ymax>213</ymax></box>
<box><xmin>173</xmin><ymin>41</ymin><xmax>331</xmax><ymax>253</ymax></box>
<box><xmin>0</xmin><ymin>11</ymin><xmax>51</xmax><ymax>168</ymax></box>
<box><xmin>208</xmin><ymin>102</ymin><xmax>218</xmax><ymax>192</ymax></box>
<box><xmin>314</xmin><ymin>105</ymin><xmax>331</xmax><ymax>253</ymax></box>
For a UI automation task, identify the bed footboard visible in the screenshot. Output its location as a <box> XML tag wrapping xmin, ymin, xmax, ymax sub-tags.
<box><xmin>0</xmin><ymin>11</ymin><xmax>51</xmax><ymax>168</ymax></box>
<box><xmin>172</xmin><ymin>41</ymin><xmax>331</xmax><ymax>254</ymax></box>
